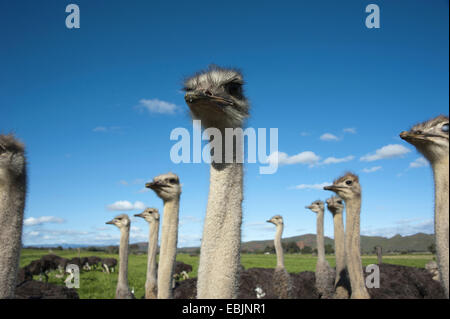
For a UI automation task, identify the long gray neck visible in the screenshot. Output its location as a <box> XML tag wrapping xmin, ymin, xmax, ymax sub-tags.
<box><xmin>432</xmin><ymin>156</ymin><xmax>449</xmax><ymax>298</ymax></box>
<box><xmin>332</xmin><ymin>210</ymin><xmax>346</xmax><ymax>287</ymax></box>
<box><xmin>316</xmin><ymin>209</ymin><xmax>326</xmax><ymax>262</ymax></box>
<box><xmin>274</xmin><ymin>224</ymin><xmax>285</xmax><ymax>268</ymax></box>
<box><xmin>0</xmin><ymin>174</ymin><xmax>26</xmax><ymax>299</ymax></box>
<box><xmin>146</xmin><ymin>219</ymin><xmax>159</xmax><ymax>299</ymax></box>
<box><xmin>345</xmin><ymin>196</ymin><xmax>370</xmax><ymax>299</ymax></box>
<box><xmin>197</xmin><ymin>162</ymin><xmax>243</xmax><ymax>299</ymax></box>
<box><xmin>117</xmin><ymin>226</ymin><xmax>130</xmax><ymax>292</ymax></box>
<box><xmin>157</xmin><ymin>198</ymin><xmax>179</xmax><ymax>299</ymax></box>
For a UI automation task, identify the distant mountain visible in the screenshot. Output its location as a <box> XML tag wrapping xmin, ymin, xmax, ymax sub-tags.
<box><xmin>24</xmin><ymin>233</ymin><xmax>435</xmax><ymax>254</ymax></box>
<box><xmin>177</xmin><ymin>232</ymin><xmax>435</xmax><ymax>254</ymax></box>
<box><xmin>24</xmin><ymin>243</ymin><xmax>93</xmax><ymax>249</ymax></box>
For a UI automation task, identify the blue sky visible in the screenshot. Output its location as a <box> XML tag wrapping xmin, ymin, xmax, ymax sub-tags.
<box><xmin>1</xmin><ymin>0</ymin><xmax>448</xmax><ymax>247</ymax></box>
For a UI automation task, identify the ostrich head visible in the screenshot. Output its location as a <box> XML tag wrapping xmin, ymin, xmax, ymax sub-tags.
<box><xmin>400</xmin><ymin>115</ymin><xmax>449</xmax><ymax>163</ymax></box>
<box><xmin>305</xmin><ymin>200</ymin><xmax>324</xmax><ymax>214</ymax></box>
<box><xmin>267</xmin><ymin>215</ymin><xmax>284</xmax><ymax>226</ymax></box>
<box><xmin>183</xmin><ymin>65</ymin><xmax>249</xmax><ymax>130</ymax></box>
<box><xmin>324</xmin><ymin>173</ymin><xmax>361</xmax><ymax>201</ymax></box>
<box><xmin>326</xmin><ymin>196</ymin><xmax>344</xmax><ymax>215</ymax></box>
<box><xmin>0</xmin><ymin>134</ymin><xmax>26</xmax><ymax>185</ymax></box>
<box><xmin>146</xmin><ymin>172</ymin><xmax>181</xmax><ymax>202</ymax></box>
<box><xmin>134</xmin><ymin>207</ymin><xmax>160</xmax><ymax>223</ymax></box>
<box><xmin>106</xmin><ymin>214</ymin><xmax>131</xmax><ymax>229</ymax></box>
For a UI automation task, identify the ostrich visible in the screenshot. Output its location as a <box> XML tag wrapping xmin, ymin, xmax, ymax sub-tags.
<box><xmin>173</xmin><ymin>261</ymin><xmax>193</xmax><ymax>282</ymax></box>
<box><xmin>0</xmin><ymin>134</ymin><xmax>27</xmax><ymax>299</ymax></box>
<box><xmin>87</xmin><ymin>256</ymin><xmax>102</xmax><ymax>270</ymax></box>
<box><xmin>183</xmin><ymin>65</ymin><xmax>250</xmax><ymax>298</ymax></box>
<box><xmin>400</xmin><ymin>115</ymin><xmax>449</xmax><ymax>298</ymax></box>
<box><xmin>146</xmin><ymin>173</ymin><xmax>181</xmax><ymax>299</ymax></box>
<box><xmin>101</xmin><ymin>258</ymin><xmax>117</xmax><ymax>274</ymax></box>
<box><xmin>324</xmin><ymin>173</ymin><xmax>370</xmax><ymax>299</ymax></box>
<box><xmin>306</xmin><ymin>200</ymin><xmax>335</xmax><ymax>299</ymax></box>
<box><xmin>135</xmin><ymin>207</ymin><xmax>160</xmax><ymax>299</ymax></box>
<box><xmin>326</xmin><ymin>196</ymin><xmax>350</xmax><ymax>299</ymax></box>
<box><xmin>266</xmin><ymin>215</ymin><xmax>293</xmax><ymax>298</ymax></box>
<box><xmin>106</xmin><ymin>214</ymin><xmax>135</xmax><ymax>299</ymax></box>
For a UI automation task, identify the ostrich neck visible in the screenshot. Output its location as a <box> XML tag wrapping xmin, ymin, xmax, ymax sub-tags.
<box><xmin>197</xmin><ymin>162</ymin><xmax>243</xmax><ymax>299</ymax></box>
<box><xmin>345</xmin><ymin>196</ymin><xmax>370</xmax><ymax>299</ymax></box>
<box><xmin>332</xmin><ymin>211</ymin><xmax>346</xmax><ymax>285</ymax></box>
<box><xmin>0</xmin><ymin>176</ymin><xmax>26</xmax><ymax>299</ymax></box>
<box><xmin>275</xmin><ymin>224</ymin><xmax>285</xmax><ymax>268</ymax></box>
<box><xmin>432</xmin><ymin>156</ymin><xmax>449</xmax><ymax>298</ymax></box>
<box><xmin>316</xmin><ymin>209</ymin><xmax>326</xmax><ymax>262</ymax></box>
<box><xmin>117</xmin><ymin>226</ymin><xmax>130</xmax><ymax>291</ymax></box>
<box><xmin>146</xmin><ymin>220</ymin><xmax>159</xmax><ymax>298</ymax></box>
<box><xmin>157</xmin><ymin>198</ymin><xmax>179</xmax><ymax>299</ymax></box>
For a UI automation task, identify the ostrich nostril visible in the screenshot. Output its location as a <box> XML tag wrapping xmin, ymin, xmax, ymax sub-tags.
<box><xmin>204</xmin><ymin>90</ymin><xmax>213</xmax><ymax>96</ymax></box>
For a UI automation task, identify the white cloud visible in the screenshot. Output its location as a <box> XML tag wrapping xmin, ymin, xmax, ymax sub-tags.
<box><xmin>92</xmin><ymin>126</ymin><xmax>123</xmax><ymax>133</ymax></box>
<box><xmin>106</xmin><ymin>200</ymin><xmax>146</xmax><ymax>211</ymax></box>
<box><xmin>409</xmin><ymin>157</ymin><xmax>429</xmax><ymax>168</ymax></box>
<box><xmin>118</xmin><ymin>180</ymin><xmax>129</xmax><ymax>186</ymax></box>
<box><xmin>24</xmin><ymin>216</ymin><xmax>65</xmax><ymax>226</ymax></box>
<box><xmin>360</xmin><ymin>144</ymin><xmax>411</xmax><ymax>162</ymax></box>
<box><xmin>244</xmin><ymin>221</ymin><xmax>274</xmax><ymax>232</ymax></box>
<box><xmin>362</xmin><ymin>219</ymin><xmax>433</xmax><ymax>237</ymax></box>
<box><xmin>320</xmin><ymin>133</ymin><xmax>340</xmax><ymax>141</ymax></box>
<box><xmin>293</xmin><ymin>182</ymin><xmax>331</xmax><ymax>190</ymax></box>
<box><xmin>300</xmin><ymin>132</ymin><xmax>310</xmax><ymax>136</ymax></box>
<box><xmin>180</xmin><ymin>216</ymin><xmax>202</xmax><ymax>226</ymax></box>
<box><xmin>343</xmin><ymin>128</ymin><xmax>357</xmax><ymax>134</ymax></box>
<box><xmin>267</xmin><ymin>151</ymin><xmax>320</xmax><ymax>166</ymax></box>
<box><xmin>137</xmin><ymin>98</ymin><xmax>179</xmax><ymax>115</ymax></box>
<box><xmin>321</xmin><ymin>155</ymin><xmax>354</xmax><ymax>165</ymax></box>
<box><xmin>93</xmin><ymin>126</ymin><xmax>107</xmax><ymax>132</ymax></box>
<box><xmin>362</xmin><ymin>166</ymin><xmax>382</xmax><ymax>173</ymax></box>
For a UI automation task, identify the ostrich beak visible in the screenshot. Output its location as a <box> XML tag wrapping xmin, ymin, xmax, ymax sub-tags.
<box><xmin>324</xmin><ymin>185</ymin><xmax>339</xmax><ymax>191</ymax></box>
<box><xmin>184</xmin><ymin>92</ymin><xmax>233</xmax><ymax>106</ymax></box>
<box><xmin>134</xmin><ymin>213</ymin><xmax>144</xmax><ymax>218</ymax></box>
<box><xmin>400</xmin><ymin>130</ymin><xmax>433</xmax><ymax>142</ymax></box>
<box><xmin>400</xmin><ymin>131</ymin><xmax>420</xmax><ymax>141</ymax></box>
<box><xmin>399</xmin><ymin>131</ymin><xmax>409</xmax><ymax>140</ymax></box>
<box><xmin>146</xmin><ymin>181</ymin><xmax>159</xmax><ymax>189</ymax></box>
<box><xmin>105</xmin><ymin>220</ymin><xmax>114</xmax><ymax>225</ymax></box>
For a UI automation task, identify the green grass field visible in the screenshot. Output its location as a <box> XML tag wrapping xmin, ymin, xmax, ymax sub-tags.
<box><xmin>20</xmin><ymin>249</ymin><xmax>435</xmax><ymax>299</ymax></box>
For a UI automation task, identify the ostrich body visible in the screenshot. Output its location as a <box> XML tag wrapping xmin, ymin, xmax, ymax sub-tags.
<box><xmin>106</xmin><ymin>214</ymin><xmax>135</xmax><ymax>299</ymax></box>
<box><xmin>306</xmin><ymin>200</ymin><xmax>335</xmax><ymax>298</ymax></box>
<box><xmin>146</xmin><ymin>173</ymin><xmax>181</xmax><ymax>299</ymax></box>
<box><xmin>266</xmin><ymin>215</ymin><xmax>293</xmax><ymax>298</ymax></box>
<box><xmin>324</xmin><ymin>173</ymin><xmax>370</xmax><ymax>299</ymax></box>
<box><xmin>400</xmin><ymin>115</ymin><xmax>449</xmax><ymax>298</ymax></box>
<box><xmin>101</xmin><ymin>258</ymin><xmax>117</xmax><ymax>274</ymax></box>
<box><xmin>0</xmin><ymin>134</ymin><xmax>27</xmax><ymax>299</ymax></box>
<box><xmin>326</xmin><ymin>196</ymin><xmax>350</xmax><ymax>299</ymax></box>
<box><xmin>183</xmin><ymin>66</ymin><xmax>249</xmax><ymax>298</ymax></box>
<box><xmin>135</xmin><ymin>207</ymin><xmax>160</xmax><ymax>299</ymax></box>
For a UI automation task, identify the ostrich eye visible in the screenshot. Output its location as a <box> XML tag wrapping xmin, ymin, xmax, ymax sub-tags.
<box><xmin>442</xmin><ymin>123</ymin><xmax>449</xmax><ymax>133</ymax></box>
<box><xmin>225</xmin><ymin>82</ymin><xmax>242</xmax><ymax>97</ymax></box>
<box><xmin>345</xmin><ymin>180</ymin><xmax>353</xmax><ymax>186</ymax></box>
<box><xmin>169</xmin><ymin>178</ymin><xmax>178</xmax><ymax>184</ymax></box>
